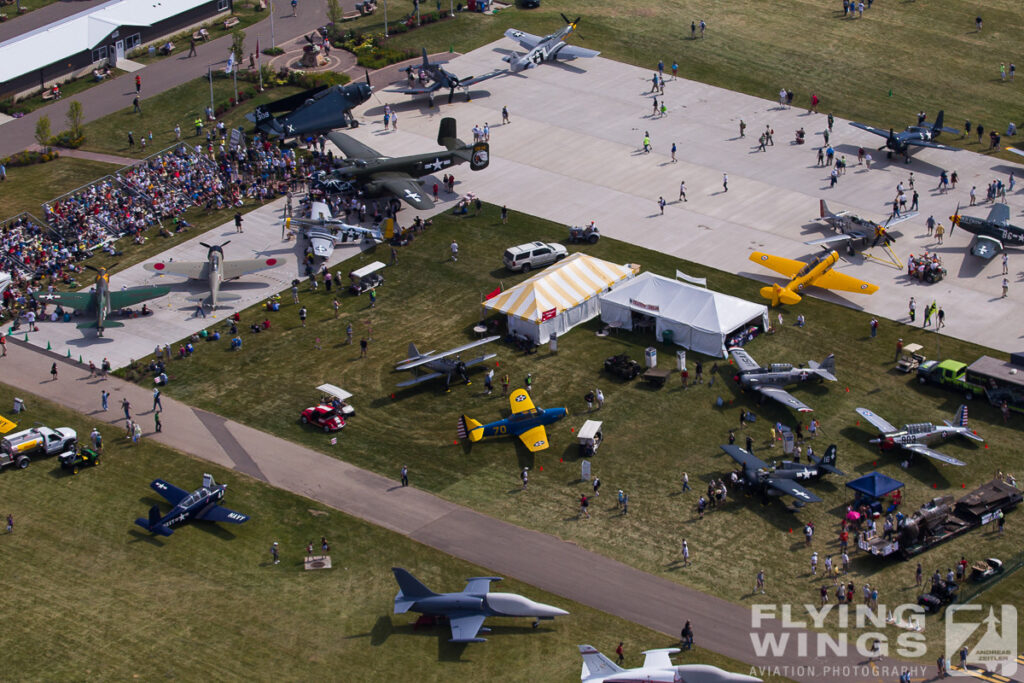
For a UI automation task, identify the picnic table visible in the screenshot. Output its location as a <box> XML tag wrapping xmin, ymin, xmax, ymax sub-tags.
<box><xmin>641</xmin><ymin>368</ymin><xmax>672</xmax><ymax>387</ymax></box>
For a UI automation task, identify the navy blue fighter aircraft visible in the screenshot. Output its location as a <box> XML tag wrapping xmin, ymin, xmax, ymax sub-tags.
<box><xmin>135</xmin><ymin>474</ymin><xmax>249</xmax><ymax>536</ymax></box>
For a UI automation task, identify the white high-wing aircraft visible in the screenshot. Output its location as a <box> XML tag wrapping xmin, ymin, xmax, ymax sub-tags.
<box><xmin>504</xmin><ymin>15</ymin><xmax>600</xmax><ymax>73</ymax></box>
<box><xmin>579</xmin><ymin>645</ymin><xmax>762</xmax><ymax>683</ymax></box>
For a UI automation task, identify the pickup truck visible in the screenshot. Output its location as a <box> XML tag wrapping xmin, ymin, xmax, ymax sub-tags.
<box><xmin>1</xmin><ymin>426</ymin><xmax>78</xmax><ymax>460</ymax></box>
<box><xmin>916</xmin><ymin>359</ymin><xmax>986</xmax><ymax>400</ymax></box>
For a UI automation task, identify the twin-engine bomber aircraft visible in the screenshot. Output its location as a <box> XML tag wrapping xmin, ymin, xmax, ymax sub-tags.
<box><xmin>325</xmin><ymin>117</ymin><xmax>488</xmax><ymax>210</ymax></box>
<box><xmin>855</xmin><ymin>405</ymin><xmax>982</xmax><ymax>467</ymax></box>
<box><xmin>135</xmin><ymin>474</ymin><xmax>250</xmax><ymax>536</ymax></box>
<box><xmin>748</xmin><ymin>250</ymin><xmax>879</xmax><ymax>306</ymax></box>
<box><xmin>145</xmin><ymin>241</ymin><xmax>286</xmax><ymax>310</ymax></box>
<box><xmin>395</xmin><ymin>336</ymin><xmax>500</xmax><ymax>391</ymax></box>
<box><xmin>730</xmin><ymin>346</ymin><xmax>836</xmax><ymax>413</ymax></box>
<box><xmin>503</xmin><ymin>15</ymin><xmax>600</xmax><ymax>72</ymax></box>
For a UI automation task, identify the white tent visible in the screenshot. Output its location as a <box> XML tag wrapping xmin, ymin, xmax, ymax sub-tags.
<box><xmin>599</xmin><ymin>272</ymin><xmax>769</xmax><ymax>358</ymax></box>
<box><xmin>483</xmin><ymin>253</ymin><xmax>636</xmax><ymax>344</ymax></box>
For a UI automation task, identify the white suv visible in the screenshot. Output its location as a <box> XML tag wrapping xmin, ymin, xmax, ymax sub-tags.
<box><xmin>503</xmin><ymin>241</ymin><xmax>568</xmax><ymax>272</ymax></box>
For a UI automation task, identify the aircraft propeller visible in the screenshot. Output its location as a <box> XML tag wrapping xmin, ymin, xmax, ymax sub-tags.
<box><xmin>200</xmin><ymin>240</ymin><xmax>231</xmax><ymax>251</ymax></box>
<box><xmin>949</xmin><ymin>203</ymin><xmax>961</xmax><ymax>234</ymax></box>
<box><xmin>85</xmin><ymin>263</ymin><xmax>116</xmax><ymax>274</ymax></box>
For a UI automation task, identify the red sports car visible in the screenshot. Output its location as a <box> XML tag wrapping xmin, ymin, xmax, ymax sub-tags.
<box><xmin>300</xmin><ymin>405</ymin><xmax>345</xmax><ymax>432</ymax></box>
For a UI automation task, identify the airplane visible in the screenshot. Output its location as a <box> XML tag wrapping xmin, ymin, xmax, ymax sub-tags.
<box><xmin>325</xmin><ymin>117</ymin><xmax>488</xmax><ymax>210</ymax></box>
<box><xmin>457</xmin><ymin>388</ymin><xmax>567</xmax><ymax>452</ymax></box>
<box><xmin>748</xmin><ymin>250</ymin><xmax>879</xmax><ymax>306</ymax></box>
<box><xmin>503</xmin><ymin>15</ymin><xmax>600</xmax><ymax>73</ymax></box>
<box><xmin>806</xmin><ymin>199</ymin><xmax>916</xmax><ymax>253</ymax></box>
<box><xmin>721</xmin><ymin>443</ymin><xmax>843</xmax><ymax>507</ymax></box>
<box><xmin>285</xmin><ymin>199</ymin><xmax>383</xmax><ymax>260</ymax></box>
<box><xmin>395</xmin><ymin>335</ymin><xmax>500</xmax><ymax>391</ymax></box>
<box><xmin>854</xmin><ymin>405</ymin><xmax>983</xmax><ymax>467</ymax></box>
<box><xmin>729</xmin><ymin>346</ymin><xmax>836</xmax><ymax>413</ymax></box>
<box><xmin>390</xmin><ymin>48</ymin><xmax>502</xmax><ymax>104</ymax></box>
<box><xmin>579</xmin><ymin>644</ymin><xmax>763</xmax><ymax>683</ymax></box>
<box><xmin>949</xmin><ymin>203</ymin><xmax>1024</xmax><ymax>259</ymax></box>
<box><xmin>144</xmin><ymin>241</ymin><xmax>286</xmax><ymax>310</ymax></box>
<box><xmin>134</xmin><ymin>473</ymin><xmax>250</xmax><ymax>536</ymax></box>
<box><xmin>392</xmin><ymin>567</ymin><xmax>568</xmax><ymax>643</ymax></box>
<box><xmin>245</xmin><ymin>76</ymin><xmax>373</xmax><ymax>138</ymax></box>
<box><xmin>36</xmin><ymin>265</ymin><xmax>170</xmax><ymax>336</ymax></box>
<box><xmin>848</xmin><ymin>110</ymin><xmax>960</xmax><ymax>161</ymax></box>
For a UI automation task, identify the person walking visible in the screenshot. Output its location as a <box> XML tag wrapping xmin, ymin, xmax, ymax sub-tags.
<box><xmin>722</xmin><ymin>173</ymin><xmax>728</xmax><ymax>192</ymax></box>
<box><xmin>484</xmin><ymin>367</ymin><xmax>494</xmax><ymax>395</ymax></box>
<box><xmin>658</xmin><ymin>196</ymin><xmax>666</xmax><ymax>215</ymax></box>
<box><xmin>298</xmin><ymin>306</ymin><xmax>307</xmax><ymax>327</ymax></box>
<box><xmin>153</xmin><ymin>387</ymin><xmax>162</xmax><ymax>411</ymax></box>
<box><xmin>616</xmin><ymin>642</ymin><xmax>625</xmax><ymax>665</ymax></box>
<box><xmin>154</xmin><ymin>411</ymin><xmax>162</xmax><ymax>433</ymax></box>
<box><xmin>595</xmin><ymin>388</ymin><xmax>604</xmax><ymax>409</ymax></box>
<box><xmin>682</xmin><ymin>472</ymin><xmax>690</xmax><ymax>491</ymax></box>
<box><xmin>679</xmin><ymin>180</ymin><xmax>687</xmax><ymax>202</ymax></box>
<box><xmin>50</xmin><ymin>362</ymin><xmax>58</xmax><ymax>381</ymax></box>
<box><xmin>401</xmin><ymin>465</ymin><xmax>409</xmax><ymax>487</ymax></box>
<box><xmin>360</xmin><ymin>338</ymin><xmax>368</xmax><ymax>358</ymax></box>
<box><xmin>5</xmin><ymin>513</ymin><xmax>12</xmax><ymax>534</ymax></box>
<box><xmin>521</xmin><ymin>467</ymin><xmax>528</xmax><ymax>489</ymax></box>
<box><xmin>271</xmin><ymin>541</ymin><xmax>280</xmax><ymax>564</ymax></box>
<box><xmin>1003</xmin><ymin>277</ymin><xmax>1009</xmax><ymax>298</ymax></box>
<box><xmin>681</xmin><ymin>538</ymin><xmax>690</xmax><ymax>566</ymax></box>
<box><xmin>1003</xmin><ymin>252</ymin><xmax>1009</xmax><ymax>275</ymax></box>
<box><xmin>908</xmin><ymin>296</ymin><xmax>916</xmax><ymax>322</ymax></box>
<box><xmin>592</xmin><ymin>475</ymin><xmax>601</xmax><ymax>497</ymax></box>
<box><xmin>450</xmin><ymin>240</ymin><xmax>459</xmax><ymax>262</ymax></box>
<box><xmin>234</xmin><ymin>211</ymin><xmax>243</xmax><ymax>233</ymax></box>
<box><xmin>188</xmin><ymin>36</ymin><xmax>197</xmax><ymax>57</ymax></box>
<box><xmin>101</xmin><ymin>390</ymin><xmax>109</xmax><ymax>411</ymax></box>
<box><xmin>135</xmin><ymin>74</ymin><xmax>141</xmax><ymax>93</ymax></box>
<box><xmin>756</xmin><ymin>568</ymin><xmax>765</xmax><ymax>593</ymax></box>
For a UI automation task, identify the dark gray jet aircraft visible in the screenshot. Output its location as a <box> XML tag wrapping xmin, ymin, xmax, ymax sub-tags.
<box><xmin>730</xmin><ymin>346</ymin><xmax>836</xmax><ymax>413</ymax></box>
<box><xmin>721</xmin><ymin>444</ymin><xmax>843</xmax><ymax>507</ymax></box>
<box><xmin>392</xmin><ymin>567</ymin><xmax>568</xmax><ymax>642</ymax></box>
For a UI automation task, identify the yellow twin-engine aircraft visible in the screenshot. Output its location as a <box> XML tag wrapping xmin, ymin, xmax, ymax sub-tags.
<box><xmin>748</xmin><ymin>250</ymin><xmax>879</xmax><ymax>306</ymax></box>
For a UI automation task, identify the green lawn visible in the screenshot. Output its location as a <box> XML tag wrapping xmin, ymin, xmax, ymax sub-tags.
<box><xmin>0</xmin><ymin>381</ymin><xmax>786</xmax><ymax>682</ymax></box>
<box><xmin>0</xmin><ymin>157</ymin><xmax>118</xmax><ymax>219</ymax></box>
<box><xmin>344</xmin><ymin>0</ymin><xmax>1024</xmax><ymax>160</ymax></box>
<box><xmin>117</xmin><ymin>204</ymin><xmax>1024</xmax><ymax>659</ymax></box>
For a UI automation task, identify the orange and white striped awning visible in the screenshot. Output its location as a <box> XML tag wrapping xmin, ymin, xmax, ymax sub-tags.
<box><xmin>483</xmin><ymin>253</ymin><xmax>636</xmax><ymax>321</ymax></box>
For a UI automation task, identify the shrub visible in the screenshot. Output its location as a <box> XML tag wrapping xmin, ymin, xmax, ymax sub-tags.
<box><xmin>50</xmin><ymin>131</ymin><xmax>85</xmax><ymax>149</ymax></box>
<box><xmin>0</xmin><ymin>149</ymin><xmax>60</xmax><ymax>167</ymax></box>
<box><xmin>261</xmin><ymin>46</ymin><xmax>285</xmax><ymax>56</ymax></box>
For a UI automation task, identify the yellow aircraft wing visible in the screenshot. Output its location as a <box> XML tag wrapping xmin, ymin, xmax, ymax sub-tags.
<box><xmin>0</xmin><ymin>413</ymin><xmax>16</xmax><ymax>434</ymax></box>
<box><xmin>518</xmin><ymin>425</ymin><xmax>550</xmax><ymax>452</ymax></box>
<box><xmin>749</xmin><ymin>252</ymin><xmax>806</xmax><ymax>278</ymax></box>
<box><xmin>812</xmin><ymin>269</ymin><xmax>879</xmax><ymax>295</ymax></box>
<box><xmin>509</xmin><ymin>388</ymin><xmax>536</xmax><ymax>415</ymax></box>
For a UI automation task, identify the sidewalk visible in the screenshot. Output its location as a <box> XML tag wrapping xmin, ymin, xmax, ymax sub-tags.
<box><xmin>1</xmin><ymin>338</ymin><xmax>886</xmax><ymax>683</ymax></box>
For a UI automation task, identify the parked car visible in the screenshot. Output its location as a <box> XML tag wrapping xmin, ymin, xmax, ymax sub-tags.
<box><xmin>503</xmin><ymin>241</ymin><xmax>568</xmax><ymax>273</ymax></box>
<box><xmin>300</xmin><ymin>405</ymin><xmax>346</xmax><ymax>432</ymax></box>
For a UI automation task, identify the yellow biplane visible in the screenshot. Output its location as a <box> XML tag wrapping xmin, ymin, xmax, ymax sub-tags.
<box><xmin>749</xmin><ymin>250</ymin><xmax>879</xmax><ymax>306</ymax></box>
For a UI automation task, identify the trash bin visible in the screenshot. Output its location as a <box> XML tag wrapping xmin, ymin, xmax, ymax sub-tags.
<box><xmin>644</xmin><ymin>347</ymin><xmax>657</xmax><ymax>368</ymax></box>
<box><xmin>662</xmin><ymin>329</ymin><xmax>674</xmax><ymax>345</ymax></box>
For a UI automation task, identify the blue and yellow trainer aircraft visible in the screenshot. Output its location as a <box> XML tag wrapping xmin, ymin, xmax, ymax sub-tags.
<box><xmin>458</xmin><ymin>388</ymin><xmax>567</xmax><ymax>453</ymax></box>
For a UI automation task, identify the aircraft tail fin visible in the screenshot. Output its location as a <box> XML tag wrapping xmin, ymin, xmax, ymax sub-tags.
<box><xmin>437</xmin><ymin>117</ymin><xmax>465</xmax><ymax>150</ymax></box>
<box><xmin>421</xmin><ymin>47</ymin><xmax>430</xmax><ymax>68</ymax></box>
<box><xmin>579</xmin><ymin>645</ymin><xmax>624</xmax><ymax>680</ymax></box>
<box><xmin>134</xmin><ymin>505</ymin><xmax>173</xmax><ymax>536</ymax></box>
<box><xmin>817</xmin><ymin>353</ymin><xmax>836</xmax><ymax>380</ymax></box>
<box><xmin>815</xmin><ymin>444</ymin><xmax>843</xmax><ymax>475</ymax></box>
<box><xmin>949</xmin><ymin>404</ymin><xmax>969</xmax><ymax>428</ymax></box>
<box><xmin>392</xmin><ymin>567</ymin><xmax>437</xmax><ymax>612</ymax></box>
<box><xmin>932</xmin><ymin>110</ymin><xmax>944</xmax><ymax>135</ymax></box>
<box><xmin>457</xmin><ymin>415</ymin><xmax>484</xmax><ymax>442</ymax></box>
<box><xmin>819</xmin><ymin>199</ymin><xmax>833</xmax><ymax>219</ymax></box>
<box><xmin>760</xmin><ymin>283</ymin><xmax>801</xmax><ymax>306</ymax></box>
<box><xmin>407</xmin><ymin>342</ymin><xmax>421</xmax><ymax>361</ymax></box>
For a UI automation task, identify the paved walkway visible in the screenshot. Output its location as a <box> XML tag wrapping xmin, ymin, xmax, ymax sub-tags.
<box><xmin>27</xmin><ymin>143</ymin><xmax>135</xmax><ymax>166</ymax></box>
<box><xmin>1</xmin><ymin>338</ymin><xmax>913</xmax><ymax>683</ymax></box>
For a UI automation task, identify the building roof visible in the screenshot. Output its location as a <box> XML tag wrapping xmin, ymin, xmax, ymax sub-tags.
<box><xmin>0</xmin><ymin>0</ymin><xmax>212</xmax><ymax>84</ymax></box>
<box><xmin>967</xmin><ymin>355</ymin><xmax>1024</xmax><ymax>389</ymax></box>
<box><xmin>482</xmin><ymin>253</ymin><xmax>635</xmax><ymax>322</ymax></box>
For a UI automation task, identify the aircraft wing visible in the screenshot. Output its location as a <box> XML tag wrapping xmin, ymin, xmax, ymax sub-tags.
<box><xmin>326</xmin><ymin>131</ymin><xmax>383</xmax><ymax>160</ymax></box>
<box><xmin>509</xmin><ymin>388</ymin><xmax>537</xmax><ymax>414</ymax></box>
<box><xmin>395</xmin><ymin>336</ymin><xmax>501</xmax><ymax>371</ymax></box>
<box><xmin>553</xmin><ymin>44</ymin><xmax>600</xmax><ymax>59</ymax></box>
<box><xmin>221</xmin><ymin>257</ymin><xmax>285</xmax><ymax>280</ymax></box>
<box><xmin>1006</xmin><ymin>147</ymin><xmax>1024</xmax><ymax>159</ymax></box>
<box><xmin>108</xmin><ymin>285</ymin><xmax>171</xmax><ymax>309</ymax></box>
<box><xmin>882</xmin><ymin>211</ymin><xmax>917</xmax><ymax>228</ymax></box>
<box><xmin>728</xmin><ymin>347</ymin><xmax>761</xmax><ymax>373</ymax></box>
<box><xmin>755</xmin><ymin>385</ymin><xmax>813</xmax><ymax>412</ymax></box>
<box><xmin>848</xmin><ymin>121</ymin><xmax>891</xmax><ymax>139</ymax></box>
<box><xmin>388</xmin><ymin>81</ymin><xmax>444</xmax><ymax>96</ymax></box>
<box><xmin>504</xmin><ymin>28</ymin><xmax>543</xmax><ymax>49</ymax></box>
<box><xmin>395</xmin><ymin>371</ymin><xmax>445</xmax><ymax>387</ymax></box>
<box><xmin>144</xmin><ymin>260</ymin><xmax>208</xmax><ymax>279</ymax></box>
<box><xmin>904</xmin><ymin>139</ymin><xmax>958</xmax><ymax>151</ymax></box>
<box><xmin>720</xmin><ymin>444</ymin><xmax>769</xmax><ymax>471</ymax></box>
<box><xmin>455</xmin><ymin>70</ymin><xmax>504</xmax><ymax>88</ymax></box>
<box><xmin>749</xmin><ymin>252</ymin><xmax>806</xmax><ymax>278</ymax></box>
<box><xmin>0</xmin><ymin>413</ymin><xmax>18</xmax><ymax>434</ymax></box>
<box><xmin>150</xmin><ymin>479</ymin><xmax>190</xmax><ymax>505</ymax></box>
<box><xmin>517</xmin><ymin>424</ymin><xmax>551</xmax><ymax>452</ymax></box>
<box><xmin>641</xmin><ymin>649</ymin><xmax>677</xmax><ymax>670</ymax></box>
<box><xmin>198</xmin><ymin>504</ymin><xmax>250</xmax><ymax>524</ymax></box>
<box><xmin>971</xmin><ymin>237</ymin><xmax>1001</xmax><ymax>259</ymax></box>
<box><xmin>811</xmin><ymin>269</ymin><xmax>879</xmax><ymax>295</ymax></box>
<box><xmin>855</xmin><ymin>407</ymin><xmax>898</xmax><ymax>434</ymax></box>
<box><xmin>805</xmin><ymin>234</ymin><xmax>858</xmax><ymax>247</ymax></box>
<box><xmin>449</xmin><ymin>613</ymin><xmax>488</xmax><ymax>643</ymax></box>
<box><xmin>764</xmin><ymin>476</ymin><xmax>822</xmax><ymax>504</ymax></box>
<box><xmin>902</xmin><ymin>443</ymin><xmax>966</xmax><ymax>467</ymax></box>
<box><xmin>374</xmin><ymin>174</ymin><xmax>434</xmax><ymax>210</ymax></box>
<box><xmin>986</xmin><ymin>203</ymin><xmax>1011</xmax><ymax>225</ymax></box>
<box><xmin>36</xmin><ymin>291</ymin><xmax>95</xmax><ymax>311</ymax></box>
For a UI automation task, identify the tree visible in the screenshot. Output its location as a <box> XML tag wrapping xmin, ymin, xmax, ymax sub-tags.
<box><xmin>66</xmin><ymin>100</ymin><xmax>83</xmax><ymax>140</ymax></box>
<box><xmin>230</xmin><ymin>27</ymin><xmax>246</xmax><ymax>65</ymax></box>
<box><xmin>326</xmin><ymin>0</ymin><xmax>344</xmax><ymax>26</ymax></box>
<box><xmin>35</xmin><ymin>115</ymin><xmax>51</xmax><ymax>150</ymax></box>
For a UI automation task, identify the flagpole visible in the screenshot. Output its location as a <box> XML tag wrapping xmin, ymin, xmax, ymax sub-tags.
<box><xmin>270</xmin><ymin>0</ymin><xmax>276</xmax><ymax>48</ymax></box>
<box><xmin>257</xmin><ymin>34</ymin><xmax>263</xmax><ymax>90</ymax></box>
<box><xmin>208</xmin><ymin>65</ymin><xmax>214</xmax><ymax>113</ymax></box>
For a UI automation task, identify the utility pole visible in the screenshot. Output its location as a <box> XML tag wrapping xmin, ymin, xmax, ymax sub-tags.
<box><xmin>383</xmin><ymin>0</ymin><xmax>388</xmax><ymax>38</ymax></box>
<box><xmin>270</xmin><ymin>0</ymin><xmax>276</xmax><ymax>48</ymax></box>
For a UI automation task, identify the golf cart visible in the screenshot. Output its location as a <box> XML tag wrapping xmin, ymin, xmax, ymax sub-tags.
<box><xmin>896</xmin><ymin>343</ymin><xmax>925</xmax><ymax>373</ymax></box>
<box><xmin>317</xmin><ymin>383</ymin><xmax>355</xmax><ymax>418</ymax></box>
<box><xmin>349</xmin><ymin>261</ymin><xmax>386</xmax><ymax>295</ymax></box>
<box><xmin>578</xmin><ymin>420</ymin><xmax>603</xmax><ymax>457</ymax></box>
<box><xmin>568</xmin><ymin>222</ymin><xmax>600</xmax><ymax>244</ymax></box>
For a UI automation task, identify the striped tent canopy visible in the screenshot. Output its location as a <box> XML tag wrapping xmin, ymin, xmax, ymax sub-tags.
<box><xmin>484</xmin><ymin>253</ymin><xmax>636</xmax><ymax>321</ymax></box>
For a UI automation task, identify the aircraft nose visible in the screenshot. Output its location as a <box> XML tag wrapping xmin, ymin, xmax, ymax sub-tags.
<box><xmin>535</xmin><ymin>603</ymin><xmax>570</xmax><ymax>618</ymax></box>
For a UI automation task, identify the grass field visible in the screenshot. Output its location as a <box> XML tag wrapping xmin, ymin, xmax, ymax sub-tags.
<box><xmin>0</xmin><ymin>157</ymin><xmax>119</xmax><ymax>218</ymax></box>
<box><xmin>343</xmin><ymin>0</ymin><xmax>1024</xmax><ymax>161</ymax></box>
<box><xmin>115</xmin><ymin>204</ymin><xmax>1024</xmax><ymax>658</ymax></box>
<box><xmin>0</xmin><ymin>381</ymin><xmax>785</xmax><ymax>682</ymax></box>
